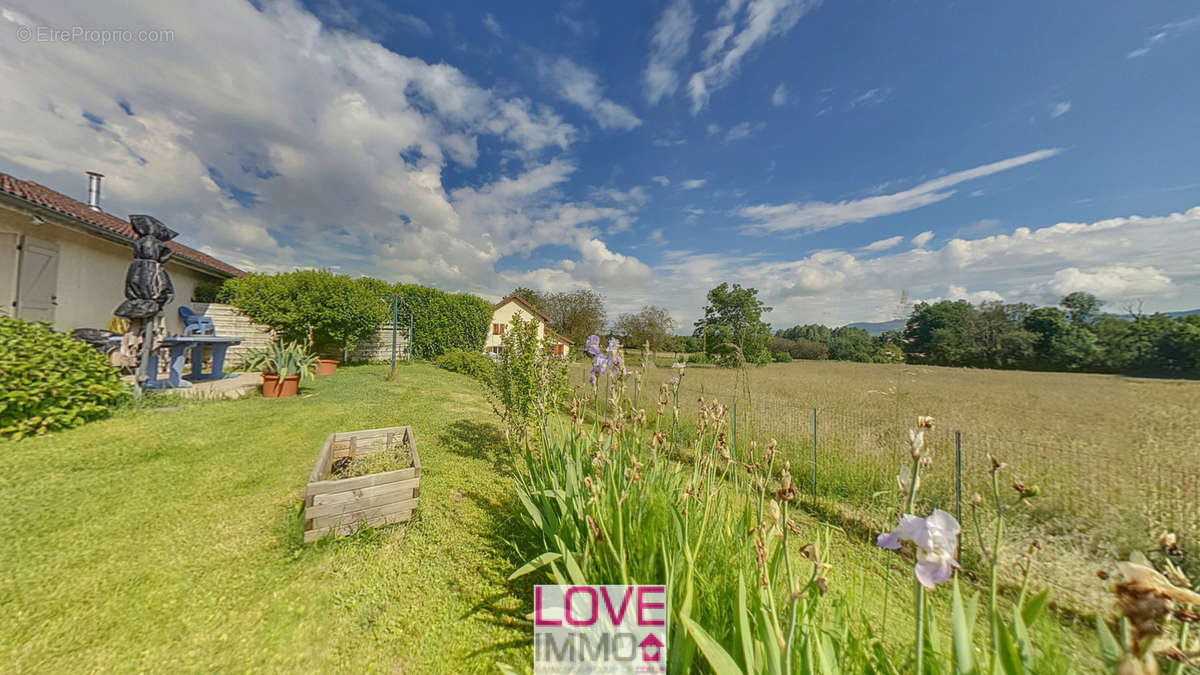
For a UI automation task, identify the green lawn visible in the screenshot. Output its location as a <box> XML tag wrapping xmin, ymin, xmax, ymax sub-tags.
<box><xmin>0</xmin><ymin>364</ymin><xmax>529</xmax><ymax>673</ymax></box>
<box><xmin>0</xmin><ymin>363</ymin><xmax>1096</xmax><ymax>672</ymax></box>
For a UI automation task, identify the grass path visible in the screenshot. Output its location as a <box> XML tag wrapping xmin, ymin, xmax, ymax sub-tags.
<box><xmin>0</xmin><ymin>364</ymin><xmax>528</xmax><ymax>673</ymax></box>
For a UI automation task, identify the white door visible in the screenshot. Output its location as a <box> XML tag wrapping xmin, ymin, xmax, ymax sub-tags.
<box><xmin>0</xmin><ymin>233</ymin><xmax>16</xmax><ymax>317</ymax></box>
<box><xmin>15</xmin><ymin>236</ymin><xmax>59</xmax><ymax>322</ymax></box>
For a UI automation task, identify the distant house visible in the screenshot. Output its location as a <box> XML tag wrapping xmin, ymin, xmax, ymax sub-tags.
<box><xmin>0</xmin><ymin>171</ymin><xmax>243</xmax><ymax>334</ymax></box>
<box><xmin>486</xmin><ymin>293</ymin><xmax>573</xmax><ymax>356</ymax></box>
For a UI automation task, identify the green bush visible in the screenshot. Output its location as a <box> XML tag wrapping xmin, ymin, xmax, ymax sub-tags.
<box><xmin>217</xmin><ymin>270</ymin><xmax>387</xmax><ymax>359</ymax></box>
<box><xmin>395</xmin><ymin>283</ymin><xmax>492</xmax><ymax>359</ymax></box>
<box><xmin>434</xmin><ymin>349</ymin><xmax>495</xmax><ymax>381</ymax></box>
<box><xmin>191</xmin><ymin>280</ymin><xmax>221</xmax><ymax>303</ymax></box>
<box><xmin>486</xmin><ymin>315</ymin><xmax>568</xmax><ymax>445</ymax></box>
<box><xmin>772</xmin><ymin>349</ymin><xmax>793</xmax><ymax>362</ymax></box>
<box><xmin>0</xmin><ymin>317</ymin><xmax>128</xmax><ymax>439</ymax></box>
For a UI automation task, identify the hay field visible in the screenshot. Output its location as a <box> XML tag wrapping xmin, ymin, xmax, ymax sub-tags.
<box><xmin>576</xmin><ymin>358</ymin><xmax>1200</xmax><ymax>611</ymax></box>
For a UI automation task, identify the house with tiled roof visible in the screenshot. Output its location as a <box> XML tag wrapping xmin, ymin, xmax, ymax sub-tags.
<box><xmin>0</xmin><ymin>170</ymin><xmax>243</xmax><ymax>334</ymax></box>
<box><xmin>486</xmin><ymin>293</ymin><xmax>573</xmax><ymax>356</ymax></box>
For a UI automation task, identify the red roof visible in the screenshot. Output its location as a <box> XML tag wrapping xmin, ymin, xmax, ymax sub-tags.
<box><xmin>0</xmin><ymin>172</ymin><xmax>243</xmax><ymax>278</ymax></box>
<box><xmin>493</xmin><ymin>293</ymin><xmax>550</xmax><ymax>324</ymax></box>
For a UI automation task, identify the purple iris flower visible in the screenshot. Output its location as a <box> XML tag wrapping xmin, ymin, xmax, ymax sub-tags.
<box><xmin>585</xmin><ymin>335</ymin><xmax>601</xmax><ymax>357</ymax></box>
<box><xmin>877</xmin><ymin>509</ymin><xmax>960</xmax><ymax>589</ymax></box>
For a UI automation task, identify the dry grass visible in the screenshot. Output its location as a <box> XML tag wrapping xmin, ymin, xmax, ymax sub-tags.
<box><xmin>575</xmin><ymin>359</ymin><xmax>1200</xmax><ymax>613</ymax></box>
<box><xmin>331</xmin><ymin>441</ymin><xmax>414</xmax><ymax>478</ymax></box>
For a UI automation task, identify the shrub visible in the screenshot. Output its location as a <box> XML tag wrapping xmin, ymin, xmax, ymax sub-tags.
<box><xmin>486</xmin><ymin>315</ymin><xmax>568</xmax><ymax>445</ymax></box>
<box><xmin>0</xmin><ymin>317</ymin><xmax>128</xmax><ymax>439</ymax></box>
<box><xmin>395</xmin><ymin>283</ymin><xmax>492</xmax><ymax>359</ymax></box>
<box><xmin>242</xmin><ymin>341</ymin><xmax>318</xmax><ymax>379</ymax></box>
<box><xmin>191</xmin><ymin>280</ymin><xmax>221</xmax><ymax>303</ymax></box>
<box><xmin>218</xmin><ymin>270</ymin><xmax>387</xmax><ymax>359</ymax></box>
<box><xmin>434</xmin><ymin>349</ymin><xmax>495</xmax><ymax>381</ymax></box>
<box><xmin>773</xmin><ymin>350</ymin><xmax>793</xmax><ymax>362</ymax></box>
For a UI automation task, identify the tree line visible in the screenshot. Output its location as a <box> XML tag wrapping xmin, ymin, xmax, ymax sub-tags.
<box><xmin>505</xmin><ymin>284</ymin><xmax>1200</xmax><ymax>377</ymax></box>
<box><xmin>900</xmin><ymin>292</ymin><xmax>1200</xmax><ymax>375</ymax></box>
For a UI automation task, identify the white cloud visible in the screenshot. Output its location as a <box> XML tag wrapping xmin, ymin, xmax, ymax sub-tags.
<box><xmin>862</xmin><ymin>235</ymin><xmax>903</xmax><ymax>251</ymax></box>
<box><xmin>687</xmin><ymin>0</ymin><xmax>821</xmax><ymax>113</ymax></box>
<box><xmin>648</xmin><ymin>206</ymin><xmax>1199</xmax><ymax>326</ymax></box>
<box><xmin>724</xmin><ymin>121</ymin><xmax>763</xmax><ymax>142</ymax></box>
<box><xmin>482</xmin><ymin>13</ymin><xmax>505</xmax><ymax>39</ymax></box>
<box><xmin>947</xmin><ymin>284</ymin><xmax>1004</xmax><ymax>304</ymax></box>
<box><xmin>643</xmin><ymin>0</ymin><xmax>696</xmax><ymax>105</ymax></box>
<box><xmin>651</xmin><ymin>176</ymin><xmax>671</xmax><ymax>186</ymax></box>
<box><xmin>738</xmin><ymin>149</ymin><xmax>1061</xmax><ymax>234</ymax></box>
<box><xmin>1126</xmin><ymin>13</ymin><xmax>1200</xmax><ymax>58</ymax></box>
<box><xmin>1050</xmin><ymin>101</ymin><xmax>1071</xmax><ymax>118</ymax></box>
<box><xmin>1039</xmin><ymin>265</ymin><xmax>1172</xmax><ymax>300</ymax></box>
<box><xmin>911</xmin><ymin>231</ymin><xmax>934</xmax><ymax>247</ymax></box>
<box><xmin>849</xmin><ymin>87</ymin><xmax>889</xmax><ymax>108</ymax></box>
<box><xmin>0</xmin><ymin>0</ymin><xmax>653</xmax><ymax>298</ymax></box>
<box><xmin>771</xmin><ymin>82</ymin><xmax>788</xmax><ymax>106</ymax></box>
<box><xmin>679</xmin><ymin>179</ymin><xmax>707</xmax><ymax>190</ymax></box>
<box><xmin>539</xmin><ymin>57</ymin><xmax>642</xmax><ymax>130</ymax></box>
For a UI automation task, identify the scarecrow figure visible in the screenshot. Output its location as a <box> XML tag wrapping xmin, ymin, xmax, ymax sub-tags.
<box><xmin>114</xmin><ymin>215</ymin><xmax>178</xmax><ymax>388</ymax></box>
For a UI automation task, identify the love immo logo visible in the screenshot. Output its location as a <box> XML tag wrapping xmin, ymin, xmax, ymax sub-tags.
<box><xmin>533</xmin><ymin>585</ymin><xmax>667</xmax><ymax>674</ymax></box>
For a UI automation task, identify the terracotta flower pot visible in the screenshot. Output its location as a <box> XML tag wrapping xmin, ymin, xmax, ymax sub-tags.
<box><xmin>261</xmin><ymin>373</ymin><xmax>300</xmax><ymax>398</ymax></box>
<box><xmin>314</xmin><ymin>358</ymin><xmax>340</xmax><ymax>376</ymax></box>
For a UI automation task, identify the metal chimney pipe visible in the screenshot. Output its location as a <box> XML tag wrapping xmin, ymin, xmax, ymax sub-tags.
<box><xmin>86</xmin><ymin>171</ymin><xmax>104</xmax><ymax>211</ymax></box>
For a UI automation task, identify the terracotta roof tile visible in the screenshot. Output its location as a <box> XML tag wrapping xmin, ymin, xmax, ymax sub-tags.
<box><xmin>493</xmin><ymin>293</ymin><xmax>551</xmax><ymax>323</ymax></box>
<box><xmin>0</xmin><ymin>172</ymin><xmax>243</xmax><ymax>278</ymax></box>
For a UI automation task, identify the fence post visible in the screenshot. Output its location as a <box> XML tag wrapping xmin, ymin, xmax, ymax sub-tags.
<box><xmin>390</xmin><ymin>296</ymin><xmax>399</xmax><ymax>378</ymax></box>
<box><xmin>811</xmin><ymin>406</ymin><xmax>818</xmax><ymax>500</ymax></box>
<box><xmin>955</xmin><ymin>431</ymin><xmax>963</xmax><ymax>523</ymax></box>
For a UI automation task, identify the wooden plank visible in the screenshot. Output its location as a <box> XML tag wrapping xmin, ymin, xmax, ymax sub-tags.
<box><xmin>331</xmin><ymin>425</ymin><xmax>407</xmax><ymax>440</ymax></box>
<box><xmin>307</xmin><ymin>434</ymin><xmax>334</xmax><ymax>485</ymax></box>
<box><xmin>408</xmin><ymin>427</ymin><xmax>421</xmax><ymax>473</ymax></box>
<box><xmin>303</xmin><ymin>507</ymin><xmax>416</xmax><ymax>542</ymax></box>
<box><xmin>310</xmin><ymin>476</ymin><xmax>421</xmax><ymax>507</ymax></box>
<box><xmin>305</xmin><ymin>466</ymin><xmax>417</xmax><ymax>497</ymax></box>
<box><xmin>305</xmin><ymin>480</ymin><xmax>419</xmax><ymax>518</ymax></box>
<box><xmin>308</xmin><ymin>497</ymin><xmax>419</xmax><ymax>530</ymax></box>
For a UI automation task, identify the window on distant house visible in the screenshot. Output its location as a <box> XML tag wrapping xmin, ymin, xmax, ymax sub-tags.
<box><xmin>493</xmin><ymin>323</ymin><xmax>505</xmax><ymax>335</ymax></box>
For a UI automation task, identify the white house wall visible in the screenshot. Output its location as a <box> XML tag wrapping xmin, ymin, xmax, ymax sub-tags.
<box><xmin>485</xmin><ymin>300</ymin><xmax>546</xmax><ymax>351</ymax></box>
<box><xmin>0</xmin><ymin>205</ymin><xmax>224</xmax><ymax>334</ymax></box>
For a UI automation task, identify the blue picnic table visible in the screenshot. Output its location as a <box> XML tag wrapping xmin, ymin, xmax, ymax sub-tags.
<box><xmin>111</xmin><ymin>335</ymin><xmax>242</xmax><ymax>388</ymax></box>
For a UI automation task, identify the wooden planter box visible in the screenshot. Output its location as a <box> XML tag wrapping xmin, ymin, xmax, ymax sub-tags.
<box><xmin>303</xmin><ymin>425</ymin><xmax>420</xmax><ymax>542</ymax></box>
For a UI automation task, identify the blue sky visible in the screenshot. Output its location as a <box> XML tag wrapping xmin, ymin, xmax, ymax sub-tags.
<box><xmin>1</xmin><ymin>0</ymin><xmax>1198</xmax><ymax>327</ymax></box>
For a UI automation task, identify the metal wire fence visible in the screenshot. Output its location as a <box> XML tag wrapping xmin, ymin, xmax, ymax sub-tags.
<box><xmin>577</xmin><ymin>360</ymin><xmax>1200</xmax><ymax>615</ymax></box>
<box><xmin>705</xmin><ymin>389</ymin><xmax>1200</xmax><ymax>614</ymax></box>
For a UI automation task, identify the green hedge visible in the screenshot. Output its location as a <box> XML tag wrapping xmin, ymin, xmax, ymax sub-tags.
<box><xmin>215</xmin><ymin>272</ymin><xmax>492</xmax><ymax>361</ymax></box>
<box><xmin>396</xmin><ymin>283</ymin><xmax>491</xmax><ymax>359</ymax></box>
<box><xmin>0</xmin><ymin>317</ymin><xmax>128</xmax><ymax>439</ymax></box>
<box><xmin>217</xmin><ymin>270</ymin><xmax>387</xmax><ymax>358</ymax></box>
<box><xmin>433</xmin><ymin>349</ymin><xmax>495</xmax><ymax>381</ymax></box>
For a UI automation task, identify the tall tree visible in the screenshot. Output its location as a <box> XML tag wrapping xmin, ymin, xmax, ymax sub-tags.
<box><xmin>777</xmin><ymin>323</ymin><xmax>832</xmax><ymax>344</ymax></box>
<box><xmin>508</xmin><ymin>287</ymin><xmax>544</xmax><ymax>310</ymax></box>
<box><xmin>613</xmin><ymin>305</ymin><xmax>676</xmax><ymax>351</ymax></box>
<box><xmin>1059</xmin><ymin>292</ymin><xmax>1102</xmax><ymax>325</ymax></box>
<box><xmin>539</xmin><ymin>289</ymin><xmax>606</xmax><ymax>347</ymax></box>
<box><xmin>902</xmin><ymin>301</ymin><xmax>976</xmax><ymax>365</ymax></box>
<box><xmin>828</xmin><ymin>326</ymin><xmax>878</xmax><ymax>362</ymax></box>
<box><xmin>693</xmin><ymin>282</ymin><xmax>773</xmax><ymax>364</ymax></box>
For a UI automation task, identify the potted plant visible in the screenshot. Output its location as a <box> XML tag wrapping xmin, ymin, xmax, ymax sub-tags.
<box><xmin>243</xmin><ymin>342</ymin><xmax>317</xmax><ymax>398</ymax></box>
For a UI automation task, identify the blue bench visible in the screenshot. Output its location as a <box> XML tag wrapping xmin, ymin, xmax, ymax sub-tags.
<box><xmin>111</xmin><ymin>335</ymin><xmax>243</xmax><ymax>388</ymax></box>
